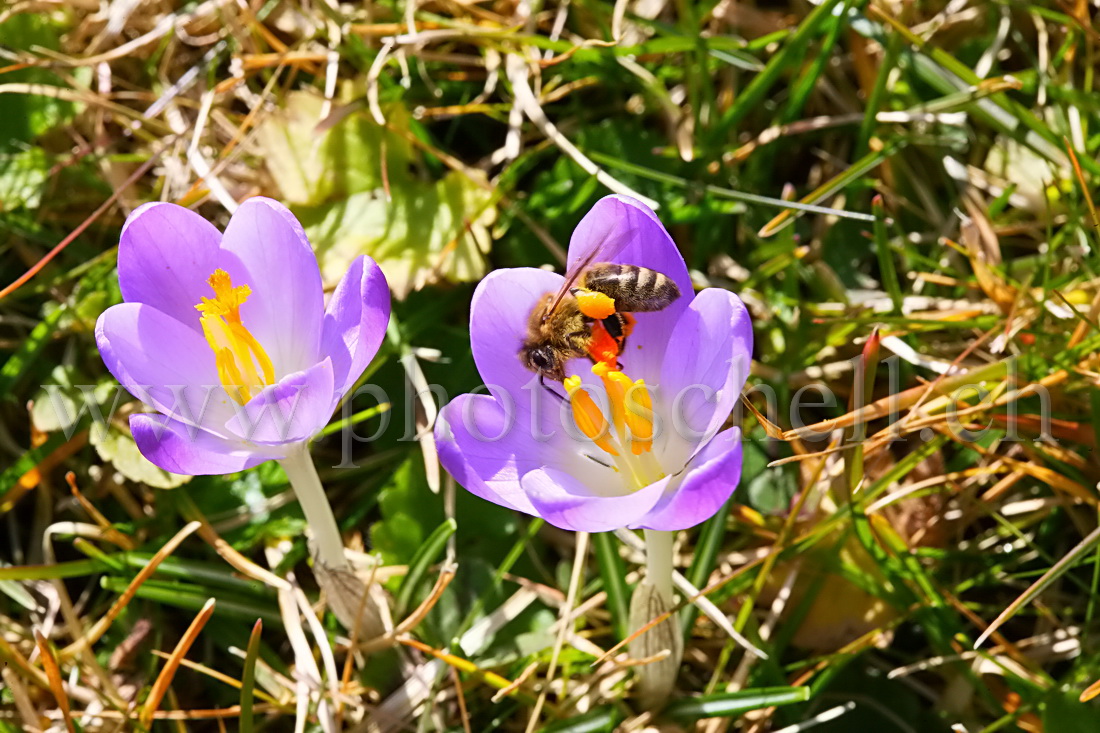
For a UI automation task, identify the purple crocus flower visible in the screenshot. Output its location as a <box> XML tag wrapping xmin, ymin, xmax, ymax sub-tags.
<box><xmin>434</xmin><ymin>195</ymin><xmax>752</xmax><ymax>532</ymax></box>
<box><xmin>96</xmin><ymin>197</ymin><xmax>390</xmax><ymax>475</ymax></box>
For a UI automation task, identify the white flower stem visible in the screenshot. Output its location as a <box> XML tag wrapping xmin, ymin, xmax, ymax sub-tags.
<box><xmin>644</xmin><ymin>529</ymin><xmax>675</xmax><ymax>603</ymax></box>
<box><xmin>278</xmin><ymin>443</ymin><xmax>349</xmax><ymax>572</ymax></box>
<box><xmin>628</xmin><ymin>528</ymin><xmax>683</xmax><ymax>706</ymax></box>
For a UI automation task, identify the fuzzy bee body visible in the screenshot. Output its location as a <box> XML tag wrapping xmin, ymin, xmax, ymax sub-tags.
<box><xmin>519</xmin><ymin>263</ymin><xmax>681</xmax><ymax>383</ymax></box>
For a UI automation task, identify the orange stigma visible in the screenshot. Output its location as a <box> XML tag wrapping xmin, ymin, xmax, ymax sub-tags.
<box><xmin>587</xmin><ymin>321</ymin><xmax>620</xmax><ymax>367</ymax></box>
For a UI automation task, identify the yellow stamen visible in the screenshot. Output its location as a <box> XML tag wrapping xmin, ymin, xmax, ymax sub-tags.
<box><xmin>229</xmin><ymin>323</ymin><xmax>276</xmax><ymax>385</ymax></box>
<box><xmin>592</xmin><ymin>364</ymin><xmax>654</xmax><ymax>456</ymax></box>
<box><xmin>214</xmin><ymin>348</ymin><xmax>250</xmax><ymax>404</ymax></box>
<box><xmin>195</xmin><ymin>269</ymin><xmax>275</xmax><ymax>405</ymax></box>
<box><xmin>564</xmin><ymin>376</ymin><xmax>618</xmax><ymax>456</ymax></box>
<box><xmin>564</xmin><ymin>365</ymin><xmax>663</xmax><ymax>488</ymax></box>
<box><xmin>625</xmin><ymin>379</ymin><xmax>654</xmax><ymax>455</ymax></box>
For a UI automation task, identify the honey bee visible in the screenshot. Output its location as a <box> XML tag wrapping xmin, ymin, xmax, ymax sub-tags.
<box><xmin>520</xmin><ymin>244</ymin><xmax>681</xmax><ymax>384</ymax></box>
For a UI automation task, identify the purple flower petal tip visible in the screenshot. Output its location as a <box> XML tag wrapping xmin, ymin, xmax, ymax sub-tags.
<box><xmin>323</xmin><ymin>255</ymin><xmax>391</xmax><ymax>396</ymax></box>
<box><xmin>130</xmin><ymin>414</ymin><xmax>284</xmax><ymax>475</ymax></box>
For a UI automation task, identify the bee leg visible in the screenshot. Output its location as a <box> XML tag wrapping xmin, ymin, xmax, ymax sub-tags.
<box><xmin>539</xmin><ymin>376</ymin><xmax>566</xmax><ymax>403</ymax></box>
<box><xmin>601</xmin><ymin>313</ymin><xmax>625</xmax><ymax>340</ymax></box>
<box><xmin>620</xmin><ymin>312</ymin><xmax>637</xmax><ymax>339</ymax></box>
<box><xmin>601</xmin><ymin>314</ymin><xmax>629</xmax><ymax>369</ymax></box>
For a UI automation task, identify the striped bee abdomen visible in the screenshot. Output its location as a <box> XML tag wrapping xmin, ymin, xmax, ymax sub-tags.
<box><xmin>582</xmin><ymin>263</ymin><xmax>681</xmax><ymax>312</ymax></box>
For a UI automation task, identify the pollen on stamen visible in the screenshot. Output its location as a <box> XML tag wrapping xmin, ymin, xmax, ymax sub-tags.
<box><xmin>194</xmin><ymin>269</ymin><xmax>273</xmax><ymax>405</ymax></box>
<box><xmin>624</xmin><ymin>378</ymin><xmax>654</xmax><ymax>455</ymax></box>
<box><xmin>592</xmin><ymin>364</ymin><xmax>654</xmax><ymax>455</ymax></box>
<box><xmin>564</xmin><ymin>376</ymin><xmax>618</xmax><ymax>456</ymax></box>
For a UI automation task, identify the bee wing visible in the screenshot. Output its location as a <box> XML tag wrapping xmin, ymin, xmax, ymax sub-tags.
<box><xmin>541</xmin><ymin>225</ymin><xmax>638</xmax><ymax>321</ymax></box>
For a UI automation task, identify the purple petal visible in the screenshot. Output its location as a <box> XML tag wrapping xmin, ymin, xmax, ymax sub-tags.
<box><xmin>117</xmin><ymin>203</ymin><xmax>222</xmax><ymax>332</ymax></box>
<box><xmin>131</xmin><ymin>413</ymin><xmax>284</xmax><ymax>475</ymax></box>
<box><xmin>633</xmin><ymin>427</ymin><xmax>743</xmax><ymax>531</ymax></box>
<box><xmin>657</xmin><ymin>288</ymin><xmax>752</xmax><ymax>468</ymax></box>
<box><xmin>435</xmin><ymin>391</ymin><xmax>618</xmax><ymax>514</ymax></box>
<box><xmin>219</xmin><ymin>197</ymin><xmax>324</xmax><ymax>376</ymax></box>
<box><xmin>520</xmin><ymin>465</ymin><xmax>671</xmax><ymax>532</ymax></box>
<box><xmin>224</xmin><ymin>358</ymin><xmax>336</xmax><ymax>444</ymax></box>
<box><xmin>470</xmin><ymin>267</ymin><xmax>565</xmax><ymax>398</ymax></box>
<box><xmin>96</xmin><ymin>303</ymin><xmax>237</xmax><ymax>433</ymax></box>
<box><xmin>567</xmin><ymin>195</ymin><xmax>693</xmax><ymax>383</ymax></box>
<box><xmin>321</xmin><ymin>255</ymin><xmax>391</xmax><ymax>397</ymax></box>
<box><xmin>435</xmin><ymin>393</ymin><xmax>545</xmax><ymax>516</ymax></box>
<box><xmin>566</xmin><ymin>196</ymin><xmax>690</xmax><ymax>290</ymax></box>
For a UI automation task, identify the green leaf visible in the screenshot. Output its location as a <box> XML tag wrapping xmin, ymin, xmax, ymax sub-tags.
<box><xmin>257</xmin><ymin>91</ymin><xmax>495</xmax><ymax>298</ymax></box>
<box><xmin>299</xmin><ymin>173</ymin><xmax>493</xmax><ymax>298</ymax></box>
<box><xmin>255</xmin><ymin>92</ymin><xmax>414</xmax><ymax>206</ymax></box>
<box><xmin>1043</xmin><ymin>690</ymin><xmax>1100</xmax><ymax>733</ymax></box>
<box><xmin>0</xmin><ymin>14</ymin><xmax>82</xmax><ymax>147</ymax></box>
<box><xmin>0</xmin><ymin>146</ymin><xmax>49</xmax><ymax>211</ymax></box>
<box><xmin>90</xmin><ymin>422</ymin><xmax>191</xmax><ymax>490</ymax></box>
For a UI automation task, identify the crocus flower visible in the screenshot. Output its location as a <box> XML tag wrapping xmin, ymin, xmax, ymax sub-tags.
<box><xmin>434</xmin><ymin>195</ymin><xmax>752</xmax><ymax>532</ymax></box>
<box><xmin>96</xmin><ymin>197</ymin><xmax>390</xmax><ymax>475</ymax></box>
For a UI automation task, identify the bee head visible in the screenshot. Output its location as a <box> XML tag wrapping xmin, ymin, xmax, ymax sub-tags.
<box><xmin>520</xmin><ymin>343</ymin><xmax>565</xmax><ymax>382</ymax></box>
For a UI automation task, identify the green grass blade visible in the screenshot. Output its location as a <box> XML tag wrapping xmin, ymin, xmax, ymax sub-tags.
<box><xmin>783</xmin><ymin>0</ymin><xmax>851</xmax><ymax>123</ymax></box>
<box><xmin>759</xmin><ymin>142</ymin><xmax>900</xmax><ymax>236</ymax></box>
<box><xmin>589</xmin><ymin>152</ymin><xmax>876</xmax><ymax>222</ymax></box>
<box><xmin>0</xmin><ymin>305</ymin><xmax>65</xmax><ymax>395</ymax></box>
<box><xmin>0</xmin><ymin>557</ymin><xmax>112</xmax><ymax>581</ymax></box>
<box><xmin>592</xmin><ymin>530</ymin><xmax>629</xmax><ymax>641</ymax></box>
<box><xmin>665</xmin><ymin>686</ymin><xmax>811</xmax><ymax>721</ymax></box>
<box><xmin>873</xmin><ymin>196</ymin><xmax>903</xmax><ymax>314</ymax></box>
<box><xmin>395</xmin><ymin>517</ymin><xmax>457</xmax><ymax>618</ymax></box>
<box><xmin>857</xmin><ymin>32</ymin><xmax>901</xmax><ymax>154</ymax></box>
<box><xmin>239</xmin><ymin>619</ymin><xmax>262</xmax><ymax>733</ymax></box>
<box><xmin>713</xmin><ymin>0</ymin><xmax>847</xmax><ymax>138</ymax></box>
<box><xmin>975</xmin><ymin>525</ymin><xmax>1100</xmax><ymax>648</ymax></box>
<box><xmin>681</xmin><ymin>494</ymin><xmax>734</xmax><ymax>637</ymax></box>
<box><xmin>541</xmin><ymin>705</ymin><xmax>621</xmax><ymax>732</ymax></box>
